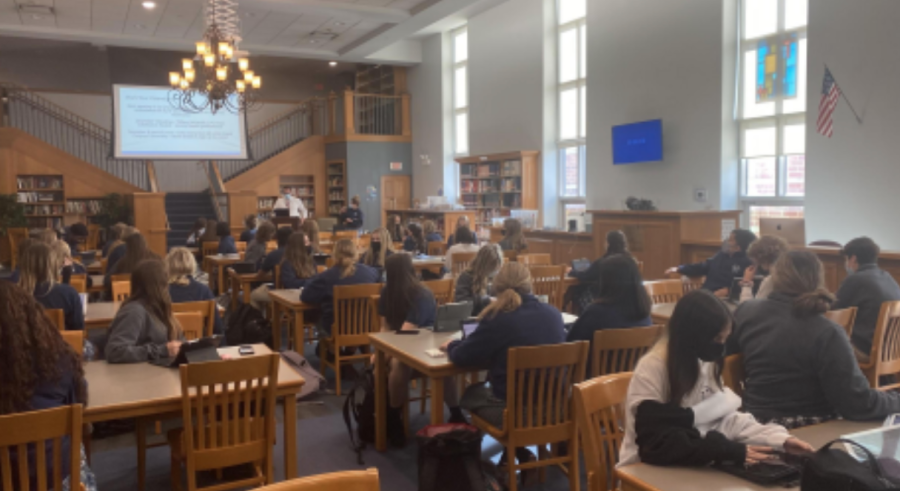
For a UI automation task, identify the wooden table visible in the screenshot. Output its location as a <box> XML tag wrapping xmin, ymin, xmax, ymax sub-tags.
<box><xmin>203</xmin><ymin>254</ymin><xmax>243</xmax><ymax>295</ymax></box>
<box><xmin>617</xmin><ymin>419</ymin><xmax>877</xmax><ymax>491</ymax></box>
<box><xmin>229</xmin><ymin>269</ymin><xmax>271</xmax><ymax>305</ymax></box>
<box><xmin>651</xmin><ymin>301</ymin><xmax>737</xmax><ymax>325</ymax></box>
<box><xmin>85</xmin><ymin>301</ymin><xmax>120</xmax><ymax>330</ymax></box>
<box><xmin>269</xmin><ymin>289</ymin><xmax>318</xmax><ymax>352</ymax></box>
<box><xmin>88</xmin><ymin>274</ymin><xmax>105</xmax><ymax>294</ymax></box>
<box><xmin>84</xmin><ymin>344</ymin><xmax>304</xmax><ymax>481</ymax></box>
<box><xmin>369</xmin><ymin>329</ymin><xmax>478</xmax><ymax>452</ymax></box>
<box><xmin>86</xmin><ymin>260</ymin><xmax>102</xmax><ymax>274</ymax></box>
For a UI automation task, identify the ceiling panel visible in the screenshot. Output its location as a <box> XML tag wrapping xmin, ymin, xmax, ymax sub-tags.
<box><xmin>241</xmin><ymin>11</ymin><xmax>298</xmax><ymax>44</ymax></box>
<box><xmin>91</xmin><ymin>17</ymin><xmax>125</xmax><ymax>32</ymax></box>
<box><xmin>56</xmin><ymin>15</ymin><xmax>90</xmax><ymax>29</ymax></box>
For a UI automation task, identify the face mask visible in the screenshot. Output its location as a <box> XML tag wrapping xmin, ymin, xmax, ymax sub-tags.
<box><xmin>372</xmin><ymin>242</ymin><xmax>382</xmax><ymax>254</ymax></box>
<box><xmin>284</xmin><ymin>193</ymin><xmax>291</xmax><ymax>200</ymax></box>
<box><xmin>846</xmin><ymin>264</ymin><xmax>855</xmax><ymax>275</ymax></box>
<box><xmin>698</xmin><ymin>342</ymin><xmax>726</xmax><ymax>362</ymax></box>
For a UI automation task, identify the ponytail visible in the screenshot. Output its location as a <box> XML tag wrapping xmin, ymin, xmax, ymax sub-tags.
<box><xmin>793</xmin><ymin>289</ymin><xmax>834</xmax><ymax>317</ymax></box>
<box><xmin>477</xmin><ymin>262</ymin><xmax>533</xmax><ymax>320</ymax></box>
<box><xmin>333</xmin><ymin>239</ymin><xmax>358</xmax><ymax>279</ymax></box>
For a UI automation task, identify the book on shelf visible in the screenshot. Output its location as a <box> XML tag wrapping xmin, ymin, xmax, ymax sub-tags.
<box><xmin>25</xmin><ymin>204</ymin><xmax>64</xmax><ymax>215</ymax></box>
<box><xmin>26</xmin><ymin>217</ymin><xmax>62</xmax><ymax>229</ymax></box>
<box><xmin>17</xmin><ymin>176</ymin><xmax>63</xmax><ymax>190</ymax></box>
<box><xmin>258</xmin><ymin>198</ymin><xmax>276</xmax><ymax>209</ymax></box>
<box><xmin>65</xmin><ymin>200</ymin><xmax>101</xmax><ymax>214</ymax></box>
<box><xmin>284</xmin><ymin>186</ymin><xmax>314</xmax><ymax>198</ymax></box>
<box><xmin>502</xmin><ymin>177</ymin><xmax>521</xmax><ymax>192</ymax></box>
<box><xmin>477</xmin><ymin>163</ymin><xmax>500</xmax><ymax>177</ymax></box>
<box><xmin>502</xmin><ymin>160</ymin><xmax>522</xmax><ymax>175</ymax></box>
<box><xmin>17</xmin><ymin>192</ymin><xmax>62</xmax><ymax>203</ymax></box>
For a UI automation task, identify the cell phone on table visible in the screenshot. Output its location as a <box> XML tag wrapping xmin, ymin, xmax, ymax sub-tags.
<box><xmin>239</xmin><ymin>345</ymin><xmax>255</xmax><ymax>355</ymax></box>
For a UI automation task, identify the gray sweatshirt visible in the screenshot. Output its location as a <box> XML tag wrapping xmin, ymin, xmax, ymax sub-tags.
<box><xmin>453</xmin><ymin>270</ymin><xmax>492</xmax><ymax>316</ymax></box>
<box><xmin>728</xmin><ymin>293</ymin><xmax>900</xmax><ymax>422</ymax></box>
<box><xmin>105</xmin><ymin>301</ymin><xmax>170</xmax><ymax>363</ymax></box>
<box><xmin>833</xmin><ymin>263</ymin><xmax>900</xmax><ymax>354</ymax></box>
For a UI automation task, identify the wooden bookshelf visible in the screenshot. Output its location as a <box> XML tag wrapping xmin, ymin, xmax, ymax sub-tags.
<box><xmin>15</xmin><ymin>174</ymin><xmax>102</xmax><ymax>229</ymax></box>
<box><xmin>455</xmin><ymin>150</ymin><xmax>541</xmax><ymax>229</ymax></box>
<box><xmin>257</xmin><ymin>175</ymin><xmax>316</xmax><ymax>220</ymax></box>
<box><xmin>326</xmin><ymin>160</ymin><xmax>347</xmax><ymax>217</ymax></box>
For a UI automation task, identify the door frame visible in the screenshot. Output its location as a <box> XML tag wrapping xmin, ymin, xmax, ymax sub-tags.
<box><xmin>381</xmin><ymin>175</ymin><xmax>411</xmax><ymax>228</ymax></box>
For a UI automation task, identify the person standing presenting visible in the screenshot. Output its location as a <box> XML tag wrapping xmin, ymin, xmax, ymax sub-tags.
<box><xmin>338</xmin><ymin>195</ymin><xmax>364</xmax><ymax>230</ymax></box>
<box><xmin>273</xmin><ymin>187</ymin><xmax>308</xmax><ymax>219</ymax></box>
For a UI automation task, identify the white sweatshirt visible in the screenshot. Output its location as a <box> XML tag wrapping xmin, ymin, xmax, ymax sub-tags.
<box><xmin>617</xmin><ymin>347</ymin><xmax>791</xmax><ymax>467</ymax></box>
<box><xmin>739</xmin><ymin>275</ymin><xmax>774</xmax><ymax>303</ymax></box>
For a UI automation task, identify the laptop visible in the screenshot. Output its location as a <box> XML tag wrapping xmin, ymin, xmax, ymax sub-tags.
<box><xmin>760</xmin><ymin>217</ymin><xmax>806</xmax><ymax>246</ymax></box>
<box><xmin>149</xmin><ymin>337</ymin><xmax>222</xmax><ymax>368</ymax></box>
<box><xmin>274</xmin><ymin>208</ymin><xmax>289</xmax><ymax>217</ymax></box>
<box><xmin>461</xmin><ymin>320</ymin><xmax>479</xmax><ymax>339</ymax></box>
<box><xmin>433</xmin><ymin>302</ymin><xmax>474</xmax><ymax>333</ymax></box>
<box><xmin>571</xmin><ymin>258</ymin><xmax>591</xmax><ymax>273</ymax></box>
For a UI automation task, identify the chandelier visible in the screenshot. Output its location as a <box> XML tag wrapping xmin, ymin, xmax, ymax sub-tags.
<box><xmin>168</xmin><ymin>0</ymin><xmax>261</xmax><ymax>114</ymax></box>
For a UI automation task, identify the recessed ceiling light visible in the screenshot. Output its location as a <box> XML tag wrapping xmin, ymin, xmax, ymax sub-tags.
<box><xmin>31</xmin><ymin>14</ymin><xmax>41</xmax><ymax>20</ymax></box>
<box><xmin>329</xmin><ymin>61</ymin><xmax>337</xmax><ymax>67</ymax></box>
<box><xmin>308</xmin><ymin>39</ymin><xmax>319</xmax><ymax>44</ymax></box>
<box><xmin>334</xmin><ymin>21</ymin><xmax>345</xmax><ymax>26</ymax></box>
<box><xmin>141</xmin><ymin>1</ymin><xmax>155</xmax><ymax>9</ymax></box>
<box><xmin>134</xmin><ymin>23</ymin><xmax>145</xmax><ymax>29</ymax></box>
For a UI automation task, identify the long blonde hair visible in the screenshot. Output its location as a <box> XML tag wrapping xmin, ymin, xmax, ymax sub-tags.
<box><xmin>300</xmin><ymin>220</ymin><xmax>320</xmax><ymax>252</ymax></box>
<box><xmin>18</xmin><ymin>242</ymin><xmax>60</xmax><ymax>294</ymax></box>
<box><xmin>333</xmin><ymin>239</ymin><xmax>358</xmax><ymax>279</ymax></box>
<box><xmin>362</xmin><ymin>228</ymin><xmax>392</xmax><ymax>268</ymax></box>
<box><xmin>165</xmin><ymin>247</ymin><xmax>197</xmax><ymax>286</ymax></box>
<box><xmin>466</xmin><ymin>244</ymin><xmax>502</xmax><ymax>297</ymax></box>
<box><xmin>477</xmin><ymin>262</ymin><xmax>533</xmax><ymax>320</ymax></box>
<box><xmin>50</xmin><ymin>240</ymin><xmax>73</xmax><ymax>266</ymax></box>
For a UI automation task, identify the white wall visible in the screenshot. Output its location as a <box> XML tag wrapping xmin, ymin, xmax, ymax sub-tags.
<box><xmin>586</xmin><ymin>0</ymin><xmax>733</xmax><ymax>212</ymax></box>
<box><xmin>805</xmin><ymin>0</ymin><xmax>900</xmax><ymax>247</ymax></box>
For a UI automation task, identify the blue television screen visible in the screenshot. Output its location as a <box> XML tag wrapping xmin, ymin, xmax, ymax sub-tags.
<box><xmin>612</xmin><ymin>119</ymin><xmax>663</xmax><ymax>164</ymax></box>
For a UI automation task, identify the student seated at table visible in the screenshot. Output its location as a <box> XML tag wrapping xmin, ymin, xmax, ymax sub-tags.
<box><xmin>454</xmin><ymin>244</ymin><xmax>503</xmax><ymax>316</ymax></box>
<box><xmin>32</xmin><ymin>228</ymin><xmax>57</xmax><ymax>245</ymax></box>
<box><xmin>424</xmin><ymin>220</ymin><xmax>443</xmax><ymax>244</ymax></box>
<box><xmin>19</xmin><ymin>242</ymin><xmax>85</xmax><ymax>333</ymax></box>
<box><xmin>240</xmin><ymin>214</ymin><xmax>258</xmax><ymax>243</ymax></box>
<box><xmin>300</xmin><ymin>219</ymin><xmax>322</xmax><ymax>254</ymax></box>
<box><xmin>833</xmin><ymin>237</ymin><xmax>900</xmax><ymax>361</ymax></box>
<box><xmin>729</xmin><ymin>251</ymin><xmax>900</xmax><ymax>428</ymax></box>
<box><xmin>567</xmin><ymin>230</ymin><xmax>632</xmax><ymax>313</ymax></box>
<box><xmin>199</xmin><ymin>219</ymin><xmax>219</xmax><ymax>246</ymax></box>
<box><xmin>249</xmin><ymin>227</ymin><xmax>293</xmax><ymax>310</ymax></box>
<box><xmin>497</xmin><ymin>218</ymin><xmax>527</xmax><ymax>253</ymax></box>
<box><xmin>403</xmin><ymin>223</ymin><xmax>427</xmax><ymax>255</ymax></box>
<box><xmin>106</xmin><ymin>226</ymin><xmax>137</xmax><ymax>273</ymax></box>
<box><xmin>105</xmin><ymin>233</ymin><xmax>159</xmax><ymax>299</ymax></box>
<box><xmin>447</xmin><ymin>215</ymin><xmax>477</xmax><ymax>247</ymax></box>
<box><xmin>51</xmin><ymin>239</ymin><xmax>93</xmax><ymax>289</ymax></box>
<box><xmin>567</xmin><ymin>254</ymin><xmax>653</xmax><ymax>345</ymax></box>
<box><xmin>0</xmin><ymin>281</ymin><xmax>97</xmax><ymax>490</ymax></box>
<box><xmin>738</xmin><ymin>235</ymin><xmax>790</xmax><ymax>303</ymax></box>
<box><xmin>106</xmin><ymin>259</ymin><xmax>184</xmax><ymax>363</ymax></box>
<box><xmin>185</xmin><ymin>217</ymin><xmax>207</xmax><ymax>246</ymax></box>
<box><xmin>665</xmin><ymin>229</ymin><xmax>757</xmax><ymax>296</ymax></box>
<box><xmin>216</xmin><ymin>221</ymin><xmax>237</xmax><ymax>255</ymax></box>
<box><xmin>619</xmin><ymin>290</ymin><xmax>812</xmax><ymax>467</ymax></box>
<box><xmin>359</xmin><ymin>228</ymin><xmax>394</xmax><ymax>272</ymax></box>
<box><xmin>281</xmin><ymin>232</ymin><xmax>317</xmax><ymax>289</ymax></box>
<box><xmin>244</xmin><ymin>221</ymin><xmax>276</xmax><ymax>268</ymax></box>
<box><xmin>387</xmin><ymin>214</ymin><xmax>404</xmax><ymax>243</ymax></box>
<box><xmin>103</xmin><ymin>222</ymin><xmax>127</xmax><ymax>257</ymax></box>
<box><xmin>166</xmin><ymin>247</ymin><xmax>223</xmax><ymax>335</ymax></box>
<box><xmin>378</xmin><ymin>254</ymin><xmax>462</xmax><ymax>446</ymax></box>
<box><xmin>301</xmin><ymin>239</ymin><xmax>379</xmax><ymax>337</ymax></box>
<box><xmin>65</xmin><ymin>222</ymin><xmax>88</xmax><ymax>253</ymax></box>
<box><xmin>444</xmin><ymin>226</ymin><xmax>481</xmax><ymax>277</ymax></box>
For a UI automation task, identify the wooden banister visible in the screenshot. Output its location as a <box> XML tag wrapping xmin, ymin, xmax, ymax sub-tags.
<box><xmin>401</xmin><ymin>94</ymin><xmax>411</xmax><ymax>137</ymax></box>
<box><xmin>344</xmin><ymin>89</ymin><xmax>356</xmax><ymax>136</ymax></box>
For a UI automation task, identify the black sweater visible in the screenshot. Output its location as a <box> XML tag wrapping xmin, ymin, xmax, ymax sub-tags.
<box><xmin>679</xmin><ymin>251</ymin><xmax>751</xmax><ymax>292</ymax></box>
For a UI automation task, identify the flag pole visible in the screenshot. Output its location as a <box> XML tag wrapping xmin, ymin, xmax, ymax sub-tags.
<box><xmin>827</xmin><ymin>64</ymin><xmax>863</xmax><ymax>124</ymax></box>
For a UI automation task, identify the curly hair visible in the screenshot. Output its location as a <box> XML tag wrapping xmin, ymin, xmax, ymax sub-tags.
<box><xmin>747</xmin><ymin>235</ymin><xmax>790</xmax><ymax>268</ymax></box>
<box><xmin>0</xmin><ymin>281</ymin><xmax>85</xmax><ymax>415</ymax></box>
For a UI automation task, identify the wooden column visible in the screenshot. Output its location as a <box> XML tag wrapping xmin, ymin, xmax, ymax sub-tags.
<box><xmin>146</xmin><ymin>161</ymin><xmax>159</xmax><ymax>192</ymax></box>
<box><xmin>401</xmin><ymin>94</ymin><xmax>411</xmax><ymax>137</ymax></box>
<box><xmin>343</xmin><ymin>89</ymin><xmax>356</xmax><ymax>136</ymax></box>
<box><xmin>227</xmin><ymin>191</ymin><xmax>258</xmax><ymax>237</ymax></box>
<box><xmin>132</xmin><ymin>192</ymin><xmax>168</xmax><ymax>257</ymax></box>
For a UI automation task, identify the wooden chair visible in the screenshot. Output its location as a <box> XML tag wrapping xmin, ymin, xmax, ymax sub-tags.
<box><xmin>201</xmin><ymin>241</ymin><xmax>218</xmax><ymax>259</ymax></box>
<box><xmin>0</xmin><ymin>404</ymin><xmax>83</xmax><ymax>491</ymax></box>
<box><xmin>100</xmin><ymin>257</ymin><xmax>108</xmax><ymax>275</ymax></box>
<box><xmin>325</xmin><ymin>257</ymin><xmax>336</xmax><ymax>268</ymax></box>
<box><xmin>167</xmin><ymin>354</ymin><xmax>279</xmax><ymax>491</ymax></box>
<box><xmin>319</xmin><ymin>283</ymin><xmax>383</xmax><ymax>396</ymax></box>
<box><xmin>334</xmin><ymin>230</ymin><xmax>359</xmax><ymax>242</ymax></box>
<box><xmin>257</xmin><ymin>469</ymin><xmax>379</xmax><ymax>491</ymax></box>
<box><xmin>643</xmin><ymin>279</ymin><xmax>684</xmax><ymax>305</ymax></box>
<box><xmin>7</xmin><ymin>227</ymin><xmax>29</xmax><ymax>270</ymax></box>
<box><xmin>826</xmin><ymin>307</ymin><xmax>858</xmax><ymax>339</ymax></box>
<box><xmin>469</xmin><ymin>342</ymin><xmax>588</xmax><ymax>491</ymax></box>
<box><xmin>61</xmin><ymin>330</ymin><xmax>84</xmax><ymax>355</ymax></box>
<box><xmin>590</xmin><ymin>325</ymin><xmax>662</xmax><ymax>378</ymax></box>
<box><xmin>69</xmin><ymin>274</ymin><xmax>87</xmax><ymax>294</ymax></box>
<box><xmin>266</xmin><ymin>241</ymin><xmax>278</xmax><ymax>253</ymax></box>
<box><xmin>110</xmin><ymin>273</ymin><xmax>131</xmax><ymax>284</ymax></box>
<box><xmin>235</xmin><ymin>241</ymin><xmax>247</xmax><ymax>254</ymax></box>
<box><xmin>860</xmin><ymin>301</ymin><xmax>900</xmax><ymax>390</ymax></box>
<box><xmin>427</xmin><ymin>241</ymin><xmax>446</xmax><ymax>257</ymax></box>
<box><xmin>112</xmin><ymin>281</ymin><xmax>131</xmax><ymax>302</ymax></box>
<box><xmin>319</xmin><ymin>231</ymin><xmax>334</xmax><ymax>242</ymax></box>
<box><xmin>274</xmin><ymin>264</ymin><xmax>283</xmax><ymax>289</ymax></box>
<box><xmin>423</xmin><ymin>279</ymin><xmax>455</xmax><ymax>306</ymax></box>
<box><xmin>174</xmin><ymin>311</ymin><xmax>205</xmax><ymax>341</ymax></box>
<box><xmin>722</xmin><ymin>354</ymin><xmax>746</xmax><ymax>397</ymax></box>
<box><xmin>86</xmin><ymin>224</ymin><xmax>100</xmax><ymax>251</ymax></box>
<box><xmin>681</xmin><ymin>276</ymin><xmax>705</xmax><ymax>294</ymax></box>
<box><xmin>316</xmin><ymin>265</ymin><xmax>327</xmax><ymax>274</ymax></box>
<box><xmin>574</xmin><ymin>373</ymin><xmax>631</xmax><ymax>491</ymax></box>
<box><xmin>528</xmin><ymin>265</ymin><xmax>566</xmax><ymax>310</ymax></box>
<box><xmin>518</xmin><ymin>253</ymin><xmax>551</xmax><ymax>266</ymax></box>
<box><xmin>450</xmin><ymin>252</ymin><xmax>478</xmax><ymax>279</ymax></box>
<box><xmin>45</xmin><ymin>308</ymin><xmax>66</xmax><ymax>331</ymax></box>
<box><xmin>172</xmin><ymin>300</ymin><xmax>218</xmax><ymax>338</ymax></box>
<box><xmin>503</xmin><ymin>250</ymin><xmax>518</xmax><ymax>262</ymax></box>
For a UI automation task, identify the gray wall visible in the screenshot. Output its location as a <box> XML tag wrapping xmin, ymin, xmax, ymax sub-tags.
<box><xmin>346</xmin><ymin>142</ymin><xmax>413</xmax><ymax>231</ymax></box>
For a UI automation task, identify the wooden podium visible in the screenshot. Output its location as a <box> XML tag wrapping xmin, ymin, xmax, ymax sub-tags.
<box><xmin>590</xmin><ymin>210</ymin><xmax>741</xmax><ymax>280</ymax></box>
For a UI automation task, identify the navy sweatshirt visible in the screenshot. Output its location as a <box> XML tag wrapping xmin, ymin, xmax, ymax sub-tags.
<box><xmin>447</xmin><ymin>294</ymin><xmax>567</xmax><ymax>399</ymax></box>
<box><xmin>678</xmin><ymin>251</ymin><xmax>751</xmax><ymax>292</ymax></box>
<box><xmin>260</xmin><ymin>248</ymin><xmax>286</xmax><ymax>274</ymax></box>
<box><xmin>218</xmin><ymin>236</ymin><xmax>237</xmax><ymax>255</ymax></box>
<box><xmin>239</xmin><ymin>229</ymin><xmax>257</xmax><ymax>243</ymax></box>
<box><xmin>378</xmin><ymin>285</ymin><xmax>437</xmax><ymax>331</ymax></box>
<box><xmin>340</xmin><ymin>207</ymin><xmax>364</xmax><ymax>230</ymax></box>
<box><xmin>280</xmin><ymin>260</ymin><xmax>315</xmax><ymax>289</ymax></box>
<box><xmin>426</xmin><ymin>233</ymin><xmax>443</xmax><ymax>243</ymax></box>
<box><xmin>566</xmin><ymin>302</ymin><xmax>652</xmax><ymax>343</ymax></box>
<box><xmin>168</xmin><ymin>278</ymin><xmax>224</xmax><ymax>334</ymax></box>
<box><xmin>300</xmin><ymin>264</ymin><xmax>380</xmax><ymax>332</ymax></box>
<box><xmin>33</xmin><ymin>282</ymin><xmax>84</xmax><ymax>331</ymax></box>
<box><xmin>106</xmin><ymin>243</ymin><xmax>127</xmax><ymax>273</ymax></box>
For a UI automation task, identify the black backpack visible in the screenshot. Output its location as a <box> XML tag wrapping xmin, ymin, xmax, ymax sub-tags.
<box><xmin>225</xmin><ymin>304</ymin><xmax>273</xmax><ymax>348</ymax></box>
<box><xmin>343</xmin><ymin>368</ymin><xmax>378</xmax><ymax>465</ymax></box>
<box><xmin>417</xmin><ymin>424</ymin><xmax>501</xmax><ymax>491</ymax></box>
<box><xmin>802</xmin><ymin>439</ymin><xmax>900</xmax><ymax>491</ymax></box>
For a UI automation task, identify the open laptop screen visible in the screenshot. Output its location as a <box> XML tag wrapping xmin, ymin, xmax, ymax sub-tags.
<box><xmin>462</xmin><ymin>321</ymin><xmax>479</xmax><ymax>339</ymax></box>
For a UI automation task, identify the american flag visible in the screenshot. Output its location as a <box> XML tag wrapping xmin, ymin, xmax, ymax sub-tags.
<box><xmin>817</xmin><ymin>68</ymin><xmax>840</xmax><ymax>138</ymax></box>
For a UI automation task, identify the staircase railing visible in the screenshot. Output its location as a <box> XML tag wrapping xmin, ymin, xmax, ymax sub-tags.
<box><xmin>0</xmin><ymin>82</ymin><xmax>151</xmax><ymax>190</ymax></box>
<box><xmin>200</xmin><ymin>161</ymin><xmax>227</xmax><ymax>223</ymax></box>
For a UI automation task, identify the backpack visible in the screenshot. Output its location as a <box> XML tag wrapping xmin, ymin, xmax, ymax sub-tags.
<box><xmin>801</xmin><ymin>439</ymin><xmax>900</xmax><ymax>491</ymax></box>
<box><xmin>280</xmin><ymin>351</ymin><xmax>325</xmax><ymax>400</ymax></box>
<box><xmin>343</xmin><ymin>368</ymin><xmax>379</xmax><ymax>465</ymax></box>
<box><xmin>417</xmin><ymin>424</ymin><xmax>501</xmax><ymax>491</ymax></box>
<box><xmin>225</xmin><ymin>304</ymin><xmax>273</xmax><ymax>348</ymax></box>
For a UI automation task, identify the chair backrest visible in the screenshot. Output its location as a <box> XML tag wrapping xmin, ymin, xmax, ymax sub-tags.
<box><xmin>643</xmin><ymin>279</ymin><xmax>684</xmax><ymax>305</ymax></box>
<box><xmin>591</xmin><ymin>325</ymin><xmax>662</xmax><ymax>378</ymax></box>
<box><xmin>518</xmin><ymin>253</ymin><xmax>551</xmax><ymax>266</ymax></box>
<box><xmin>503</xmin><ymin>250</ymin><xmax>517</xmax><ymax>262</ymax></box>
<box><xmin>427</xmin><ymin>241</ymin><xmax>446</xmax><ymax>257</ymax></box>
<box><xmin>112</xmin><ymin>281</ymin><xmax>131</xmax><ymax>302</ymax></box>
<box><xmin>110</xmin><ymin>273</ymin><xmax>131</xmax><ymax>283</ymax></box>
<box><xmin>68</xmin><ymin>274</ymin><xmax>87</xmax><ymax>294</ymax></box>
<box><xmin>8</xmin><ymin>227</ymin><xmax>29</xmax><ymax>270</ymax></box>
<box><xmin>100</xmin><ymin>257</ymin><xmax>108</xmax><ymax>274</ymax></box>
<box><xmin>257</xmin><ymin>469</ymin><xmax>380</xmax><ymax>491</ymax></box>
<box><xmin>680</xmin><ymin>276</ymin><xmax>705</xmax><ymax>294</ymax></box>
<box><xmin>235</xmin><ymin>241</ymin><xmax>247</xmax><ymax>253</ymax></box>
<box><xmin>273</xmin><ymin>264</ymin><xmax>283</xmax><ymax>289</ymax></box>
<box><xmin>45</xmin><ymin>308</ymin><xmax>66</xmax><ymax>331</ymax></box>
<box><xmin>201</xmin><ymin>241</ymin><xmax>218</xmax><ymax>258</ymax></box>
<box><xmin>825</xmin><ymin>307</ymin><xmax>858</xmax><ymax>339</ymax></box>
<box><xmin>86</xmin><ymin>225</ymin><xmax>100</xmax><ymax>250</ymax></box>
<box><xmin>316</xmin><ymin>265</ymin><xmax>327</xmax><ymax>274</ymax></box>
<box><xmin>0</xmin><ymin>405</ymin><xmax>83</xmax><ymax>491</ymax></box>
<box><xmin>60</xmin><ymin>330</ymin><xmax>84</xmax><ymax>355</ymax></box>
<box><xmin>423</xmin><ymin>279</ymin><xmax>455</xmax><ymax>306</ymax></box>
<box><xmin>574</xmin><ymin>373</ymin><xmax>632</xmax><ymax>491</ymax></box>
<box><xmin>172</xmin><ymin>300</ymin><xmax>217</xmax><ymax>338</ymax></box>
<box><xmin>868</xmin><ymin>301</ymin><xmax>900</xmax><ymax>389</ymax></box>
<box><xmin>450</xmin><ymin>252</ymin><xmax>478</xmax><ymax>279</ymax></box>
<box><xmin>179</xmin><ymin>355</ymin><xmax>278</xmax><ymax>485</ymax></box>
<box><xmin>504</xmin><ymin>342</ymin><xmax>589</xmax><ymax>443</ymax></box>
<box><xmin>333</xmin><ymin>283</ymin><xmax>383</xmax><ymax>346</ymax></box>
<box><xmin>722</xmin><ymin>354</ymin><xmax>745</xmax><ymax>397</ymax></box>
<box><xmin>266</xmin><ymin>241</ymin><xmax>278</xmax><ymax>253</ymax></box>
<box><xmin>325</xmin><ymin>257</ymin><xmax>336</xmax><ymax>268</ymax></box>
<box><xmin>319</xmin><ymin>231</ymin><xmax>334</xmax><ymax>242</ymax></box>
<box><xmin>528</xmin><ymin>264</ymin><xmax>566</xmax><ymax>309</ymax></box>
<box><xmin>174</xmin><ymin>311</ymin><xmax>205</xmax><ymax>340</ymax></box>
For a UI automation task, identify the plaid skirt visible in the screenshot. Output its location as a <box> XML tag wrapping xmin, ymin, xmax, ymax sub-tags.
<box><xmin>759</xmin><ymin>414</ymin><xmax>838</xmax><ymax>430</ymax></box>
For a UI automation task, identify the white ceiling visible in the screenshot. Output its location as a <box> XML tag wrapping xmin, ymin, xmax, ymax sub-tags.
<box><xmin>0</xmin><ymin>0</ymin><xmax>503</xmax><ymax>64</ymax></box>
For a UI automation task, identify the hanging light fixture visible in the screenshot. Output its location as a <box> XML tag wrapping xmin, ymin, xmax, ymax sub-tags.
<box><xmin>168</xmin><ymin>0</ymin><xmax>261</xmax><ymax>114</ymax></box>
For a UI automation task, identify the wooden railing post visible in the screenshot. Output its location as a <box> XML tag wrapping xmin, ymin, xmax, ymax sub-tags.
<box><xmin>327</xmin><ymin>91</ymin><xmax>337</xmax><ymax>136</ymax></box>
<box><xmin>343</xmin><ymin>89</ymin><xmax>356</xmax><ymax>136</ymax></box>
<box><xmin>401</xmin><ymin>93</ymin><xmax>411</xmax><ymax>137</ymax></box>
<box><xmin>0</xmin><ymin>89</ymin><xmax>6</xmax><ymax>128</ymax></box>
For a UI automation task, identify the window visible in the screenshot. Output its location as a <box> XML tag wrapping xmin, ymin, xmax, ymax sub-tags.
<box><xmin>557</xmin><ymin>0</ymin><xmax>586</xmax><ymax>206</ymax></box>
<box><xmin>452</xmin><ymin>27</ymin><xmax>468</xmax><ymax>156</ymax></box>
<box><xmin>739</xmin><ymin>0</ymin><xmax>807</xmax><ymax>223</ymax></box>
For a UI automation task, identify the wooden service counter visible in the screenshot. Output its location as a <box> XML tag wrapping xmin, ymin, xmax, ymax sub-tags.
<box><xmin>590</xmin><ymin>210</ymin><xmax>742</xmax><ymax>280</ymax></box>
<box><xmin>389</xmin><ymin>209</ymin><xmax>476</xmax><ymax>236</ymax></box>
<box><xmin>488</xmin><ymin>227</ymin><xmax>594</xmax><ymax>265</ymax></box>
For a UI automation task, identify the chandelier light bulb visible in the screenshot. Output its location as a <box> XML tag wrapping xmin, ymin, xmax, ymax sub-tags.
<box><xmin>179</xmin><ymin>79</ymin><xmax>189</xmax><ymax>89</ymax></box>
<box><xmin>238</xmin><ymin>58</ymin><xmax>249</xmax><ymax>71</ymax></box>
<box><xmin>184</xmin><ymin>69</ymin><xmax>195</xmax><ymax>82</ymax></box>
<box><xmin>218</xmin><ymin>42</ymin><xmax>230</xmax><ymax>56</ymax></box>
<box><xmin>252</xmin><ymin>76</ymin><xmax>261</xmax><ymax>89</ymax></box>
<box><xmin>236</xmin><ymin>80</ymin><xmax>246</xmax><ymax>92</ymax></box>
<box><xmin>216</xmin><ymin>66</ymin><xmax>228</xmax><ymax>81</ymax></box>
<box><xmin>182</xmin><ymin>58</ymin><xmax>193</xmax><ymax>71</ymax></box>
<box><xmin>196</xmin><ymin>42</ymin><xmax>207</xmax><ymax>55</ymax></box>
<box><xmin>169</xmin><ymin>72</ymin><xmax>181</xmax><ymax>86</ymax></box>
<box><xmin>204</xmin><ymin>54</ymin><xmax>215</xmax><ymax>67</ymax></box>
<box><xmin>243</xmin><ymin>70</ymin><xmax>254</xmax><ymax>82</ymax></box>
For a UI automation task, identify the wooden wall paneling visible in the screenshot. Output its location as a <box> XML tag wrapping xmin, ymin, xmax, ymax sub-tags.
<box><xmin>228</xmin><ymin>191</ymin><xmax>258</xmax><ymax>236</ymax></box>
<box><xmin>593</xmin><ymin>219</ymin><xmax>679</xmax><ymax>281</ymax></box>
<box><xmin>680</xmin><ymin>212</ymin><xmax>742</xmax><ymax>243</ymax></box>
<box><xmin>526</xmin><ymin>237</ymin><xmax>555</xmax><ymax>258</ymax></box>
<box><xmin>132</xmin><ymin>192</ymin><xmax>168</xmax><ymax>257</ymax></box>
<box><xmin>555</xmin><ymin>236</ymin><xmax>594</xmax><ymax>265</ymax></box>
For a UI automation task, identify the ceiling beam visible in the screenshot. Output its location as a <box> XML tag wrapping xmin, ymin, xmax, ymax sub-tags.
<box><xmin>238</xmin><ymin>0</ymin><xmax>410</xmax><ymax>23</ymax></box>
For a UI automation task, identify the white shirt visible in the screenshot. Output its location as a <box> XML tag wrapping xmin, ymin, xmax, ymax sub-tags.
<box><xmin>274</xmin><ymin>195</ymin><xmax>307</xmax><ymax>219</ymax></box>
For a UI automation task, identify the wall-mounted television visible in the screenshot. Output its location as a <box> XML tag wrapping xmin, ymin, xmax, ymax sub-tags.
<box><xmin>612</xmin><ymin>119</ymin><xmax>663</xmax><ymax>165</ymax></box>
